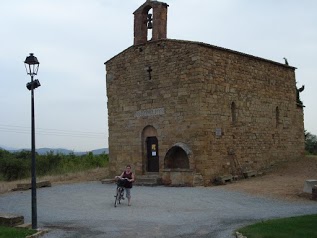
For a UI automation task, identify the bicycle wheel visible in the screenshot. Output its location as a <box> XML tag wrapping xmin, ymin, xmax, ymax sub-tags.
<box><xmin>114</xmin><ymin>187</ymin><xmax>120</xmax><ymax>207</ymax></box>
<box><xmin>118</xmin><ymin>187</ymin><xmax>123</xmax><ymax>204</ymax></box>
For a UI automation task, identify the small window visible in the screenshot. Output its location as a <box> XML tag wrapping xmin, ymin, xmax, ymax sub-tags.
<box><xmin>275</xmin><ymin>106</ymin><xmax>279</xmax><ymax>128</ymax></box>
<box><xmin>147</xmin><ymin>8</ymin><xmax>153</xmax><ymax>41</ymax></box>
<box><xmin>231</xmin><ymin>102</ymin><xmax>236</xmax><ymax>124</ymax></box>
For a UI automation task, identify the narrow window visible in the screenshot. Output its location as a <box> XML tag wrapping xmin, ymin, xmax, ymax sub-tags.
<box><xmin>147</xmin><ymin>8</ymin><xmax>153</xmax><ymax>41</ymax></box>
<box><xmin>231</xmin><ymin>102</ymin><xmax>236</xmax><ymax>124</ymax></box>
<box><xmin>275</xmin><ymin>106</ymin><xmax>279</xmax><ymax>128</ymax></box>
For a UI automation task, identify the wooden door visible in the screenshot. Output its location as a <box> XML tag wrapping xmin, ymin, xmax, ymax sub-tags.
<box><xmin>146</xmin><ymin>136</ymin><xmax>159</xmax><ymax>172</ymax></box>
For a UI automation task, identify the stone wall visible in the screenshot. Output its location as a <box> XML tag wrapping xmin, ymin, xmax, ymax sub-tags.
<box><xmin>105</xmin><ymin>39</ymin><xmax>305</xmax><ymax>183</ymax></box>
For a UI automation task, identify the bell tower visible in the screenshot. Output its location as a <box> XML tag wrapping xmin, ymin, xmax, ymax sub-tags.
<box><xmin>133</xmin><ymin>0</ymin><xmax>169</xmax><ymax>45</ymax></box>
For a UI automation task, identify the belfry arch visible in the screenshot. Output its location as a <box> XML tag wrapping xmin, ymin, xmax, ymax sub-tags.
<box><xmin>133</xmin><ymin>0</ymin><xmax>168</xmax><ymax>45</ymax></box>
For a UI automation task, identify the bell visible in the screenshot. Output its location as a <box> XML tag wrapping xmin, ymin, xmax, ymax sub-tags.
<box><xmin>147</xmin><ymin>13</ymin><xmax>153</xmax><ymax>29</ymax></box>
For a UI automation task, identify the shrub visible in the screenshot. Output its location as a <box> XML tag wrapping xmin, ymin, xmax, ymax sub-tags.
<box><xmin>305</xmin><ymin>131</ymin><xmax>317</xmax><ymax>155</ymax></box>
<box><xmin>0</xmin><ymin>149</ymin><xmax>109</xmax><ymax>181</ymax></box>
<box><xmin>0</xmin><ymin>158</ymin><xmax>29</xmax><ymax>181</ymax></box>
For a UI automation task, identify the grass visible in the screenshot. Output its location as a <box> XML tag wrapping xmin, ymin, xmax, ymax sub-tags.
<box><xmin>0</xmin><ymin>226</ymin><xmax>36</xmax><ymax>238</ymax></box>
<box><xmin>238</xmin><ymin>214</ymin><xmax>317</xmax><ymax>238</ymax></box>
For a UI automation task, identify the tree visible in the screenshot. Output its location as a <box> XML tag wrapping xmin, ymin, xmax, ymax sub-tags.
<box><xmin>305</xmin><ymin>131</ymin><xmax>317</xmax><ymax>155</ymax></box>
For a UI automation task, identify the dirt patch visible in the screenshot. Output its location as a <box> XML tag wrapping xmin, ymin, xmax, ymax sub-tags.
<box><xmin>0</xmin><ymin>167</ymin><xmax>109</xmax><ymax>194</ymax></box>
<box><xmin>224</xmin><ymin>155</ymin><xmax>317</xmax><ymax>201</ymax></box>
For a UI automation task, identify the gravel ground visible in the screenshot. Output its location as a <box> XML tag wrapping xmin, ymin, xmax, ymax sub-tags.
<box><xmin>0</xmin><ymin>182</ymin><xmax>316</xmax><ymax>238</ymax></box>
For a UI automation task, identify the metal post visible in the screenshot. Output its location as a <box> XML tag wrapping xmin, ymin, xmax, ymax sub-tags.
<box><xmin>31</xmin><ymin>74</ymin><xmax>37</xmax><ymax>229</ymax></box>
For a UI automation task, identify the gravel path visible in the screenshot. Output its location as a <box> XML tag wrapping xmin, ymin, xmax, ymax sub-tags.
<box><xmin>0</xmin><ymin>182</ymin><xmax>316</xmax><ymax>238</ymax></box>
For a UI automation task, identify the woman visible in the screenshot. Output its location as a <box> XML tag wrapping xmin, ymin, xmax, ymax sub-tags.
<box><xmin>116</xmin><ymin>165</ymin><xmax>135</xmax><ymax>206</ymax></box>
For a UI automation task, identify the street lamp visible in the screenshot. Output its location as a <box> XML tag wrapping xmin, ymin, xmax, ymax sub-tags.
<box><xmin>24</xmin><ymin>53</ymin><xmax>40</xmax><ymax>229</ymax></box>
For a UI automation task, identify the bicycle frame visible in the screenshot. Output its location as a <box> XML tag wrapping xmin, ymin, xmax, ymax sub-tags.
<box><xmin>114</xmin><ymin>178</ymin><xmax>128</xmax><ymax>207</ymax></box>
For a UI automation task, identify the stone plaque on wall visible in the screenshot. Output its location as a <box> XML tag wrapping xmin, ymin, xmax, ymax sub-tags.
<box><xmin>134</xmin><ymin>108</ymin><xmax>165</xmax><ymax>118</ymax></box>
<box><xmin>215</xmin><ymin>128</ymin><xmax>222</xmax><ymax>137</ymax></box>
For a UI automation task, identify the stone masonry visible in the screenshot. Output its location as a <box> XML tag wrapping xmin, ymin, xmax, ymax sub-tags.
<box><xmin>105</xmin><ymin>1</ymin><xmax>305</xmax><ymax>185</ymax></box>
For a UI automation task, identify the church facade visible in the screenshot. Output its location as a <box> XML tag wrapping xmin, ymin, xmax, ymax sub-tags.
<box><xmin>105</xmin><ymin>1</ymin><xmax>305</xmax><ymax>185</ymax></box>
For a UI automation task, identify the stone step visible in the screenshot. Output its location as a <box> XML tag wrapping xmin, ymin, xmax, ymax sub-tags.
<box><xmin>0</xmin><ymin>213</ymin><xmax>24</xmax><ymax>227</ymax></box>
<box><xmin>135</xmin><ymin>174</ymin><xmax>161</xmax><ymax>186</ymax></box>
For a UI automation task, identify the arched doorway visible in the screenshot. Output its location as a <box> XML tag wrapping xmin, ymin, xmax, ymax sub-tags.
<box><xmin>141</xmin><ymin>125</ymin><xmax>159</xmax><ymax>173</ymax></box>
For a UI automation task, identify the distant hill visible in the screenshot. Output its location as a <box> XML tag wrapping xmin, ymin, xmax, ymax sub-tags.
<box><xmin>0</xmin><ymin>146</ymin><xmax>108</xmax><ymax>155</ymax></box>
<box><xmin>0</xmin><ymin>145</ymin><xmax>16</xmax><ymax>151</ymax></box>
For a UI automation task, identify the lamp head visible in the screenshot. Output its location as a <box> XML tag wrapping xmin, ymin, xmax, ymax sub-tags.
<box><xmin>24</xmin><ymin>53</ymin><xmax>40</xmax><ymax>76</ymax></box>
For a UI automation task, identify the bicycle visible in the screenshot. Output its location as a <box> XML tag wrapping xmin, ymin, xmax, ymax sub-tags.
<box><xmin>114</xmin><ymin>177</ymin><xmax>128</xmax><ymax>207</ymax></box>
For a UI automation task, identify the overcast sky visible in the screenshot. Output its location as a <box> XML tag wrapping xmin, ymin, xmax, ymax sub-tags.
<box><xmin>0</xmin><ymin>0</ymin><xmax>316</xmax><ymax>152</ymax></box>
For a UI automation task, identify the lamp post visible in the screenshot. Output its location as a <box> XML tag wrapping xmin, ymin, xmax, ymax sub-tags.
<box><xmin>24</xmin><ymin>53</ymin><xmax>40</xmax><ymax>229</ymax></box>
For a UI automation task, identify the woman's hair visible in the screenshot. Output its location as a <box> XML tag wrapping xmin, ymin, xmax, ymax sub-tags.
<box><xmin>126</xmin><ymin>165</ymin><xmax>131</xmax><ymax>168</ymax></box>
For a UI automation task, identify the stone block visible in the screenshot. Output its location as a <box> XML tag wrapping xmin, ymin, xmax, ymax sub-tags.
<box><xmin>0</xmin><ymin>213</ymin><xmax>24</xmax><ymax>227</ymax></box>
<box><xmin>303</xmin><ymin>179</ymin><xmax>317</xmax><ymax>193</ymax></box>
<box><xmin>134</xmin><ymin>174</ymin><xmax>160</xmax><ymax>186</ymax></box>
<box><xmin>193</xmin><ymin>173</ymin><xmax>204</xmax><ymax>186</ymax></box>
<box><xmin>162</xmin><ymin>169</ymin><xmax>194</xmax><ymax>186</ymax></box>
<box><xmin>303</xmin><ymin>180</ymin><xmax>317</xmax><ymax>193</ymax></box>
<box><xmin>14</xmin><ymin>180</ymin><xmax>51</xmax><ymax>191</ymax></box>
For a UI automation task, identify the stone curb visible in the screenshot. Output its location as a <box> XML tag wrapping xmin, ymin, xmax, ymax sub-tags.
<box><xmin>25</xmin><ymin>228</ymin><xmax>50</xmax><ymax>238</ymax></box>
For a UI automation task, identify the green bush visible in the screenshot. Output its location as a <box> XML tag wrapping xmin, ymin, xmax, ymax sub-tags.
<box><xmin>0</xmin><ymin>158</ymin><xmax>29</xmax><ymax>181</ymax></box>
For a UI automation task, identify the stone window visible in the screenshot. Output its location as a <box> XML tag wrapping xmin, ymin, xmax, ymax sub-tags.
<box><xmin>147</xmin><ymin>8</ymin><xmax>153</xmax><ymax>41</ymax></box>
<box><xmin>275</xmin><ymin>106</ymin><xmax>279</xmax><ymax>128</ymax></box>
<box><xmin>231</xmin><ymin>102</ymin><xmax>237</xmax><ymax>124</ymax></box>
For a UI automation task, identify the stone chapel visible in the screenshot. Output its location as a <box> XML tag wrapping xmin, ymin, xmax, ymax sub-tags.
<box><xmin>104</xmin><ymin>0</ymin><xmax>305</xmax><ymax>186</ymax></box>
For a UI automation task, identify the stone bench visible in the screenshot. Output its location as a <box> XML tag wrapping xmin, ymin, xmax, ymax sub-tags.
<box><xmin>0</xmin><ymin>213</ymin><xmax>24</xmax><ymax>227</ymax></box>
<box><xmin>303</xmin><ymin>179</ymin><xmax>317</xmax><ymax>193</ymax></box>
<box><xmin>13</xmin><ymin>180</ymin><xmax>51</xmax><ymax>191</ymax></box>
